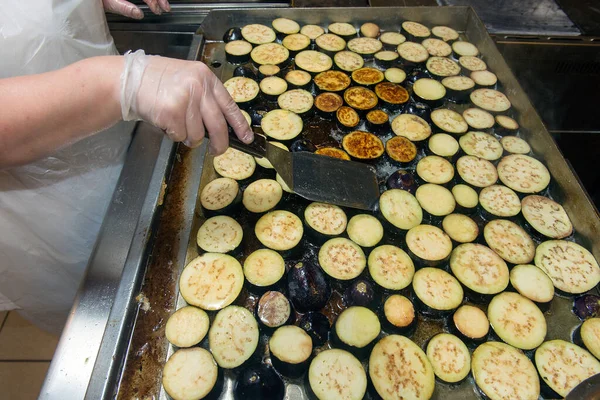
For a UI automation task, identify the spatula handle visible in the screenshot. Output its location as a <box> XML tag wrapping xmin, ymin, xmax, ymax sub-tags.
<box><xmin>228</xmin><ymin>130</ymin><xmax>267</xmax><ymax>158</ymax></box>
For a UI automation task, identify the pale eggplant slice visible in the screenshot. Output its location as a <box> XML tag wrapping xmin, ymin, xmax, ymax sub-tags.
<box><xmin>308</xmin><ymin>349</ymin><xmax>367</xmax><ymax>400</ymax></box>
<box><xmin>456</xmin><ymin>155</ymin><xmax>498</xmax><ymax>188</ymax></box>
<box><xmin>243</xmin><ymin>248</ymin><xmax>285</xmax><ymax>288</ymax></box>
<box><xmin>165</xmin><ymin>306</ymin><xmax>210</xmax><ymax>348</ymax></box>
<box><xmin>162</xmin><ymin>348</ymin><xmax>219</xmax><ymax>400</ymax></box>
<box><xmin>368</xmin><ymin>244</ymin><xmax>415</xmax><ymax>291</ymax></box>
<box><xmin>209</xmin><ymin>305</ymin><xmax>259</xmax><ymax>369</ymax></box>
<box><xmin>318</xmin><ymin>237</ymin><xmax>366</xmax><ymax>280</ymax></box>
<box><xmin>459</xmin><ymin>131</ymin><xmax>502</xmax><ymax>160</ymax></box>
<box><xmin>484</xmin><ymin>219</ymin><xmax>535</xmax><ymax>264</ymax></box>
<box><xmin>196</xmin><ymin>215</ymin><xmax>243</xmax><ymax>253</ymax></box>
<box><xmin>242</xmin><ymin>178</ymin><xmax>283</xmax><ymax>213</ymax></box>
<box><xmin>255</xmin><ymin>210</ymin><xmax>303</xmax><ymax>251</ymax></box>
<box><xmin>213</xmin><ymin>147</ymin><xmax>256</xmax><ymax>181</ymax></box>
<box><xmin>479</xmin><ymin>184</ymin><xmax>521</xmax><ymax>218</ymax></box>
<box><xmin>413</xmin><ymin>267</ymin><xmax>463</xmax><ymax>316</ymax></box>
<box><xmin>497</xmin><ymin>154</ymin><xmax>550</xmax><ymax>194</ymax></box>
<box><xmin>521</xmin><ymin>195</ymin><xmax>573</xmax><ymax>239</ymax></box>
<box><xmin>426</xmin><ymin>333</ymin><xmax>471</xmax><ymax>383</ymax></box>
<box><xmin>450</xmin><ymin>243</ymin><xmax>509</xmax><ymax>296</ymax></box>
<box><xmin>510</xmin><ymin>264</ymin><xmax>554</xmax><ymax>304</ymax></box>
<box><xmin>241</xmin><ymin>23</ymin><xmax>276</xmax><ymax>44</ymax></box>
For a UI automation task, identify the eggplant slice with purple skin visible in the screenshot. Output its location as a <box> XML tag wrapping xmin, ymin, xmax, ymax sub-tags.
<box><xmin>287</xmin><ymin>261</ymin><xmax>332</xmax><ymax>313</ymax></box>
<box><xmin>573</xmin><ymin>294</ymin><xmax>600</xmax><ymax>320</ymax></box>
<box><xmin>299</xmin><ymin>312</ymin><xmax>331</xmax><ymax>347</ymax></box>
<box><xmin>234</xmin><ymin>363</ymin><xmax>285</xmax><ymax>400</ymax></box>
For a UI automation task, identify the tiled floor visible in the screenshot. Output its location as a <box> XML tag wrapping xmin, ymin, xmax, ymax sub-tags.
<box><xmin>0</xmin><ymin>312</ymin><xmax>59</xmax><ymax>400</ymax></box>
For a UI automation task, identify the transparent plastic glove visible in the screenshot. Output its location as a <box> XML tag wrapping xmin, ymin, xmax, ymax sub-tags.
<box><xmin>120</xmin><ymin>50</ymin><xmax>254</xmax><ymax>154</ymax></box>
<box><xmin>103</xmin><ymin>0</ymin><xmax>171</xmax><ymax>19</ymax></box>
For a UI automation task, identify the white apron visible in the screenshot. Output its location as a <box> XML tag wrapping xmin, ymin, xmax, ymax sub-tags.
<box><xmin>0</xmin><ymin>0</ymin><xmax>134</xmax><ymax>334</ymax></box>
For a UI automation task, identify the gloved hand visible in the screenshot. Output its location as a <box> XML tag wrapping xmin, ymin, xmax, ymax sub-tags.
<box><xmin>120</xmin><ymin>50</ymin><xmax>254</xmax><ymax>154</ymax></box>
<box><xmin>103</xmin><ymin>0</ymin><xmax>171</xmax><ymax>20</ymax></box>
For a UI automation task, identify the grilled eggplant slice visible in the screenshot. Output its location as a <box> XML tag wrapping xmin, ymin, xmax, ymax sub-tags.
<box><xmin>472</xmin><ymin>342</ymin><xmax>540</xmax><ymax>400</ymax></box>
<box><xmin>163</xmin><ymin>348</ymin><xmax>220</xmax><ymax>400</ymax></box>
<box><xmin>165</xmin><ymin>306</ymin><xmax>210</xmax><ymax>348</ymax></box>
<box><xmin>347</xmin><ymin>37</ymin><xmax>383</xmax><ymax>57</ymax></box>
<box><xmin>295</xmin><ymin>50</ymin><xmax>333</xmax><ymax>74</ymax></box>
<box><xmin>366</xmin><ymin>109</ymin><xmax>390</xmax><ymax>132</ymax></box>
<box><xmin>535</xmin><ymin>340</ymin><xmax>600</xmax><ymax>398</ymax></box>
<box><xmin>422</xmin><ymin>38</ymin><xmax>452</xmax><ymax>57</ymax></box>
<box><xmin>315</xmin><ymin>33</ymin><xmax>347</xmax><ymax>55</ymax></box>
<box><xmin>261</xmin><ymin>109</ymin><xmax>303</xmax><ymax>141</ymax></box>
<box><xmin>299</xmin><ymin>312</ymin><xmax>330</xmax><ymax>347</ymax></box>
<box><xmin>386</xmin><ymin>136</ymin><xmax>417</xmax><ymax>164</ymax></box>
<box><xmin>255</xmin><ymin>210</ymin><xmax>303</xmax><ymax>251</ymax></box>
<box><xmin>277</xmin><ymin>89</ymin><xmax>313</xmax><ymax>116</ymax></box>
<box><xmin>470</xmin><ymin>88</ymin><xmax>511</xmax><ymax>113</ymax></box>
<box><xmin>382</xmin><ymin>294</ymin><xmax>417</xmax><ymax>335</ymax></box>
<box><xmin>416</xmin><ymin>155</ymin><xmax>455</xmax><ymax>185</ymax></box>
<box><xmin>479</xmin><ymin>184</ymin><xmax>521</xmax><ymax>219</ymax></box>
<box><xmin>314</xmin><ymin>70</ymin><xmax>351</xmax><ymax>92</ymax></box>
<box><xmin>495</xmin><ymin>114</ymin><xmax>519</xmax><ymax>135</ymax></box>
<box><xmin>462</xmin><ymin>108</ymin><xmax>495</xmax><ymax>130</ymax></box>
<box><xmin>402</xmin><ymin>21</ymin><xmax>431</xmax><ymax>40</ymax></box>
<box><xmin>315</xmin><ymin>147</ymin><xmax>351</xmax><ymax>160</ymax></box>
<box><xmin>397</xmin><ymin>41</ymin><xmax>429</xmax><ymax>66</ymax></box>
<box><xmin>384</xmin><ymin>67</ymin><xmax>407</xmax><ymax>83</ymax></box>
<box><xmin>391</xmin><ymin>114</ymin><xmax>432</xmax><ymax>142</ymax></box>
<box><xmin>369</xmin><ymin>335</ymin><xmax>435</xmax><ymax>400</ymax></box>
<box><xmin>452</xmin><ymin>183</ymin><xmax>479</xmax><ymax>213</ymax></box>
<box><xmin>336</xmin><ymin>105</ymin><xmax>360</xmax><ymax>130</ymax></box>
<box><xmin>308</xmin><ymin>349</ymin><xmax>367</xmax><ymax>400</ymax></box>
<box><xmin>379</xmin><ymin>189</ymin><xmax>423</xmax><ymax>231</ymax></box>
<box><xmin>332</xmin><ymin>306</ymin><xmax>381</xmax><ymax>359</ymax></box>
<box><xmin>368</xmin><ymin>244</ymin><xmax>414</xmax><ymax>290</ymax></box>
<box><xmin>509</xmin><ymin>264</ymin><xmax>554</xmax><ymax>306</ymax></box>
<box><xmin>304</xmin><ymin>202</ymin><xmax>347</xmax><ymax>242</ymax></box>
<box><xmin>180</xmin><ymin>253</ymin><xmax>244</xmax><ymax>311</ymax></box>
<box><xmin>459</xmin><ymin>55</ymin><xmax>487</xmax><ymax>72</ymax></box>
<box><xmin>374</xmin><ymin>82</ymin><xmax>409</xmax><ymax>108</ymax></box>
<box><xmin>428</xmin><ymin>133</ymin><xmax>459</xmax><ymax>160</ymax></box>
<box><xmin>333</xmin><ymin>50</ymin><xmax>364</xmax><ymax>72</ymax></box>
<box><xmin>315</xmin><ymin>92</ymin><xmax>343</xmax><ymax>117</ymax></box>
<box><xmin>456</xmin><ymin>155</ymin><xmax>498</xmax><ymax>188</ymax></box>
<box><xmin>223</xmin><ymin>77</ymin><xmax>260</xmax><ymax>107</ymax></box>
<box><xmin>425</xmin><ymin>56</ymin><xmax>460</xmax><ymax>78</ymax></box>
<box><xmin>442</xmin><ymin>213</ymin><xmax>479</xmax><ymax>244</ymax></box>
<box><xmin>488</xmin><ymin>292</ymin><xmax>546</xmax><ymax>350</ymax></box>
<box><xmin>351</xmin><ymin>67</ymin><xmax>384</xmax><ymax>86</ymax></box>
<box><xmin>251</xmin><ymin>43</ymin><xmax>289</xmax><ymax>66</ymax></box>
<box><xmin>256</xmin><ymin>291</ymin><xmax>292</xmax><ymax>329</ymax></box>
<box><xmin>497</xmin><ymin>154</ymin><xmax>550</xmax><ymax>194</ymax></box>
<box><xmin>406</xmin><ymin>224</ymin><xmax>453</xmax><ymax>267</ymax></box>
<box><xmin>521</xmin><ymin>195</ymin><xmax>572</xmax><ymax>239</ymax></box>
<box><xmin>225</xmin><ymin>40</ymin><xmax>253</xmax><ymax>64</ymax></box>
<box><xmin>451</xmin><ymin>305</ymin><xmax>489</xmax><ymax>345</ymax></box>
<box><xmin>484</xmin><ymin>219</ymin><xmax>535</xmax><ymax>264</ymax></box>
<box><xmin>300</xmin><ymin>24</ymin><xmax>325</xmax><ymax>40</ymax></box>
<box><xmin>346</xmin><ymin>214</ymin><xmax>383</xmax><ymax>248</ymax></box>
<box><xmin>269</xmin><ymin>325</ymin><xmax>313</xmax><ymax>378</ymax></box>
<box><xmin>426</xmin><ymin>333</ymin><xmax>471</xmax><ymax>383</ymax></box>
<box><xmin>241</xmin><ymin>24</ymin><xmax>276</xmax><ymax>45</ymax></box>
<box><xmin>243</xmin><ymin>249</ymin><xmax>285</xmax><ymax>291</ymax></box>
<box><xmin>535</xmin><ymin>240</ymin><xmax>600</xmax><ymax>294</ymax></box>
<box><xmin>452</xmin><ymin>40</ymin><xmax>479</xmax><ymax>57</ymax></box>
<box><xmin>500</xmin><ymin>135</ymin><xmax>530</xmax><ymax>154</ymax></box>
<box><xmin>450</xmin><ymin>243</ymin><xmax>509</xmax><ymax>301</ymax></box>
<box><xmin>209</xmin><ymin>305</ymin><xmax>259</xmax><ymax>369</ymax></box>
<box><xmin>200</xmin><ymin>177</ymin><xmax>241</xmax><ymax>216</ymax></box>
<box><xmin>344</xmin><ymin>86</ymin><xmax>378</xmax><ymax>112</ymax></box>
<box><xmin>285</xmin><ymin>69</ymin><xmax>312</xmax><ymax>89</ymax></box>
<box><xmin>342</xmin><ymin>130</ymin><xmax>385</xmax><ymax>160</ymax></box>
<box><xmin>442</xmin><ymin>75</ymin><xmax>474</xmax><ymax>103</ymax></box>
<box><xmin>328</xmin><ymin>22</ymin><xmax>357</xmax><ymax>39</ymax></box>
<box><xmin>318</xmin><ymin>237</ymin><xmax>367</xmax><ymax>280</ymax></box>
<box><xmin>413</xmin><ymin>267</ymin><xmax>463</xmax><ymax>318</ymax></box>
<box><xmin>213</xmin><ymin>147</ymin><xmax>256</xmax><ymax>181</ymax></box>
<box><xmin>234</xmin><ymin>364</ymin><xmax>284</xmax><ymax>400</ymax></box>
<box><xmin>471</xmin><ymin>70</ymin><xmax>498</xmax><ymax>88</ymax></box>
<box><xmin>288</xmin><ymin>261</ymin><xmax>331</xmax><ymax>312</ymax></box>
<box><xmin>431</xmin><ymin>108</ymin><xmax>468</xmax><ymax>135</ymax></box>
<box><xmin>432</xmin><ymin>26</ymin><xmax>459</xmax><ymax>42</ymax></box>
<box><xmin>197</xmin><ymin>215</ymin><xmax>243</xmax><ymax>254</ymax></box>
<box><xmin>343</xmin><ymin>279</ymin><xmax>377</xmax><ymax>308</ymax></box>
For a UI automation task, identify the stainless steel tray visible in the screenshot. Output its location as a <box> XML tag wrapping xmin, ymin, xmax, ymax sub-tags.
<box><xmin>120</xmin><ymin>6</ymin><xmax>600</xmax><ymax>400</ymax></box>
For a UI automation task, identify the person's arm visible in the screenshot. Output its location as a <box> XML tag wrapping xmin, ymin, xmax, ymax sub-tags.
<box><xmin>0</xmin><ymin>53</ymin><xmax>253</xmax><ymax>169</ymax></box>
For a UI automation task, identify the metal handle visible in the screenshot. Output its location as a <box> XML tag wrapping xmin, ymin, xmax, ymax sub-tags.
<box><xmin>228</xmin><ymin>129</ymin><xmax>267</xmax><ymax>158</ymax></box>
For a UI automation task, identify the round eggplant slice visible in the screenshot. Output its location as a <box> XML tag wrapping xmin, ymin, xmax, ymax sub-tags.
<box><xmin>374</xmin><ymin>50</ymin><xmax>399</xmax><ymax>66</ymax></box>
<box><xmin>380</xmin><ymin>31</ymin><xmax>406</xmax><ymax>47</ymax></box>
<box><xmin>416</xmin><ymin>183</ymin><xmax>456</xmax><ymax>219</ymax></box>
<box><xmin>165</xmin><ymin>306</ymin><xmax>210</xmax><ymax>348</ymax></box>
<box><xmin>428</xmin><ymin>133</ymin><xmax>459</xmax><ymax>159</ymax></box>
<box><xmin>315</xmin><ymin>33</ymin><xmax>347</xmax><ymax>54</ymax></box>
<box><xmin>347</xmin><ymin>37</ymin><xmax>383</xmax><ymax>56</ymax></box>
<box><xmin>285</xmin><ymin>70</ymin><xmax>312</xmax><ymax>89</ymax></box>
<box><xmin>535</xmin><ymin>340</ymin><xmax>600</xmax><ymax>398</ymax></box>
<box><xmin>432</xmin><ymin>26</ymin><xmax>459</xmax><ymax>42</ymax></box>
<box><xmin>200</xmin><ymin>177</ymin><xmax>240</xmax><ymax>213</ymax></box>
<box><xmin>367</xmin><ymin>109</ymin><xmax>390</xmax><ymax>131</ymax></box>
<box><xmin>272</xmin><ymin>17</ymin><xmax>300</xmax><ymax>35</ymax></box>
<box><xmin>343</xmin><ymin>86</ymin><xmax>378</xmax><ymax>111</ymax></box>
<box><xmin>318</xmin><ymin>237</ymin><xmax>367</xmax><ymax>280</ymax></box>
<box><xmin>336</xmin><ymin>105</ymin><xmax>360</xmax><ymax>129</ymax></box>
<box><xmin>328</xmin><ymin>22</ymin><xmax>357</xmax><ymax>38</ymax></box>
<box><xmin>257</xmin><ymin>291</ymin><xmax>291</xmax><ymax>329</ymax></box>
<box><xmin>288</xmin><ymin>261</ymin><xmax>331</xmax><ymax>313</ymax></box>
<box><xmin>497</xmin><ymin>154</ymin><xmax>550</xmax><ymax>194</ymax></box>
<box><xmin>383</xmin><ymin>294</ymin><xmax>416</xmax><ymax>333</ymax></box>
<box><xmin>304</xmin><ymin>201</ymin><xmax>347</xmax><ymax>238</ymax></box>
<box><xmin>580</xmin><ymin>318</ymin><xmax>600</xmax><ymax>359</ymax></box>
<box><xmin>501</xmin><ymin>135</ymin><xmax>531</xmax><ymax>154</ymax></box>
<box><xmin>251</xmin><ymin>43</ymin><xmax>289</xmax><ymax>66</ymax></box>
<box><xmin>213</xmin><ymin>147</ymin><xmax>256</xmax><ymax>181</ymax></box>
<box><xmin>369</xmin><ymin>335</ymin><xmax>435</xmax><ymax>400</ymax></box>
<box><xmin>426</xmin><ymin>333</ymin><xmax>471</xmax><ymax>383</ymax></box>
<box><xmin>391</xmin><ymin>114</ymin><xmax>432</xmax><ymax>142</ymax></box>
<box><xmin>422</xmin><ymin>38</ymin><xmax>452</xmax><ymax>57</ymax></box>
<box><xmin>470</xmin><ymin>88</ymin><xmax>511</xmax><ymax>113</ymax></box>
<box><xmin>450</xmin><ymin>243</ymin><xmax>509</xmax><ymax>296</ymax></box>
<box><xmin>413</xmin><ymin>267</ymin><xmax>463</xmax><ymax>316</ymax></box>
<box><xmin>374</xmin><ymin>82</ymin><xmax>409</xmax><ymax>106</ymax></box>
<box><xmin>535</xmin><ymin>240</ymin><xmax>600</xmax><ymax>294</ymax></box>
<box><xmin>255</xmin><ymin>141</ymin><xmax>288</xmax><ymax>169</ymax></box>
<box><xmin>413</xmin><ymin>78</ymin><xmax>447</xmax><ymax>106</ymax></box>
<box><xmin>521</xmin><ymin>195</ymin><xmax>572</xmax><ymax>239</ymax></box>
<box><xmin>442</xmin><ymin>75</ymin><xmax>475</xmax><ymax>103</ymax></box>
<box><xmin>197</xmin><ymin>215</ymin><xmax>243</xmax><ymax>253</ymax></box>
<box><xmin>269</xmin><ymin>325</ymin><xmax>312</xmax><ymax>378</ymax></box>
<box><xmin>452</xmin><ymin>40</ymin><xmax>479</xmax><ymax>57</ymax></box>
<box><xmin>315</xmin><ymin>147</ymin><xmax>351</xmax><ymax>160</ymax></box>
<box><xmin>308</xmin><ymin>349</ymin><xmax>367</xmax><ymax>400</ymax></box>
<box><xmin>471</xmin><ymin>70</ymin><xmax>498</xmax><ymax>87</ymax></box>
<box><xmin>459</xmin><ymin>55</ymin><xmax>487</xmax><ymax>72</ymax></box>
<box><xmin>510</xmin><ymin>264</ymin><xmax>554</xmax><ymax>304</ymax></box>
<box><xmin>224</xmin><ymin>76</ymin><xmax>260</xmax><ymax>105</ymax></box>
<box><xmin>442</xmin><ymin>213</ymin><xmax>479</xmax><ymax>243</ymax></box>
<box><xmin>431</xmin><ymin>108</ymin><xmax>468</xmax><ymax>135</ymax></box>
<box><xmin>402</xmin><ymin>21</ymin><xmax>431</xmax><ymax>39</ymax></box>
<box><xmin>180</xmin><ymin>253</ymin><xmax>244</xmax><ymax>311</ymax></box>
<box><xmin>379</xmin><ymin>189</ymin><xmax>423</xmax><ymax>230</ymax></box>
<box><xmin>351</xmin><ymin>67</ymin><xmax>385</xmax><ymax>86</ymax></box>
<box><xmin>234</xmin><ymin>364</ymin><xmax>285</xmax><ymax>400</ymax></box>
<box><xmin>258</xmin><ymin>64</ymin><xmax>281</xmax><ymax>79</ymax></box>
<box><xmin>452</xmin><ymin>184</ymin><xmax>479</xmax><ymax>211</ymax></box>
<box><xmin>333</xmin><ymin>306</ymin><xmax>380</xmax><ymax>356</ymax></box>
<box><xmin>406</xmin><ymin>224</ymin><xmax>453</xmax><ymax>266</ymax></box>
<box><xmin>360</xmin><ymin>22</ymin><xmax>380</xmax><ymax>38</ymax></box>
<box><xmin>472</xmin><ymin>342</ymin><xmax>540</xmax><ymax>400</ymax></box>
<box><xmin>346</xmin><ymin>214</ymin><xmax>383</xmax><ymax>248</ymax></box>
<box><xmin>384</xmin><ymin>67</ymin><xmax>407</xmax><ymax>83</ymax></box>
<box><xmin>259</xmin><ymin>76</ymin><xmax>287</xmax><ymax>98</ymax></box>
<box><xmin>333</xmin><ymin>50</ymin><xmax>364</xmax><ymax>72</ymax></box>
<box><xmin>255</xmin><ymin>210</ymin><xmax>303</xmax><ymax>251</ymax></box>
<box><xmin>368</xmin><ymin>244</ymin><xmax>415</xmax><ymax>290</ymax></box>
<box><xmin>300</xmin><ymin>24</ymin><xmax>325</xmax><ymax>40</ymax></box>
<box><xmin>295</xmin><ymin>50</ymin><xmax>333</xmax><ymax>74</ymax></box>
<box><xmin>416</xmin><ymin>155</ymin><xmax>455</xmax><ymax>185</ymax></box>
<box><xmin>462</xmin><ymin>108</ymin><xmax>495</xmax><ymax>130</ymax></box>
<box><xmin>452</xmin><ymin>304</ymin><xmax>489</xmax><ymax>342</ymax></box>
<box><xmin>225</xmin><ymin>40</ymin><xmax>253</xmax><ymax>63</ymax></box>
<box><xmin>426</xmin><ymin>56</ymin><xmax>460</xmax><ymax>77</ymax></box>
<box><xmin>456</xmin><ymin>155</ymin><xmax>498</xmax><ymax>188</ymax></box>
<box><xmin>315</xmin><ymin>92</ymin><xmax>343</xmax><ymax>115</ymax></box>
<box><xmin>479</xmin><ymin>184</ymin><xmax>521</xmax><ymax>218</ymax></box>
<box><xmin>386</xmin><ymin>136</ymin><xmax>417</xmax><ymax>164</ymax></box>
<box><xmin>163</xmin><ymin>348</ymin><xmax>219</xmax><ymax>400</ymax></box>
<box><xmin>243</xmin><ymin>178</ymin><xmax>283</xmax><ymax>213</ymax></box>
<box><xmin>342</xmin><ymin>130</ymin><xmax>385</xmax><ymax>160</ymax></box>
<box><xmin>277</xmin><ymin>89</ymin><xmax>313</xmax><ymax>115</ymax></box>
<box><xmin>314</xmin><ymin>70</ymin><xmax>351</xmax><ymax>92</ymax></box>
<box><xmin>242</xmin><ymin>23</ymin><xmax>276</xmax><ymax>45</ymax></box>
<box><xmin>261</xmin><ymin>109</ymin><xmax>303</xmax><ymax>141</ymax></box>
<box><xmin>484</xmin><ymin>219</ymin><xmax>535</xmax><ymax>264</ymax></box>
<box><xmin>488</xmin><ymin>292</ymin><xmax>546</xmax><ymax>350</ymax></box>
<box><xmin>243</xmin><ymin>249</ymin><xmax>285</xmax><ymax>289</ymax></box>
<box><xmin>397</xmin><ymin>41</ymin><xmax>430</xmax><ymax>64</ymax></box>
<box><xmin>209</xmin><ymin>305</ymin><xmax>259</xmax><ymax>369</ymax></box>
<box><xmin>299</xmin><ymin>312</ymin><xmax>330</xmax><ymax>347</ymax></box>
<box><xmin>495</xmin><ymin>114</ymin><xmax>519</xmax><ymax>134</ymax></box>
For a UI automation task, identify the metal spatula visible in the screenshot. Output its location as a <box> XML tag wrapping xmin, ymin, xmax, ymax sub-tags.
<box><xmin>228</xmin><ymin>133</ymin><xmax>380</xmax><ymax>210</ymax></box>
